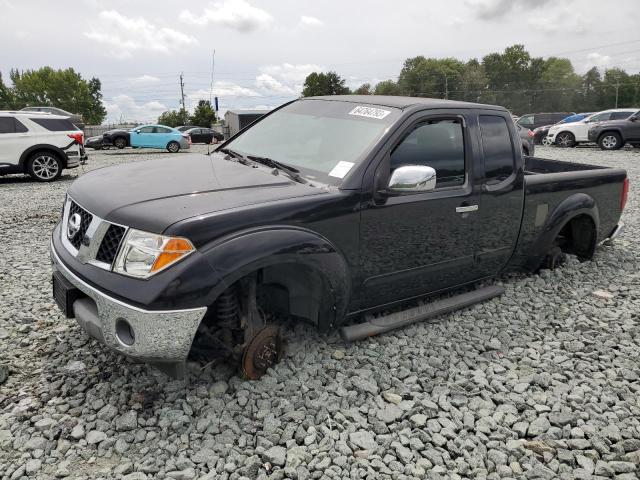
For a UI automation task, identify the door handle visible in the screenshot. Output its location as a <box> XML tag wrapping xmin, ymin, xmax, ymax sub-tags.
<box><xmin>456</xmin><ymin>204</ymin><xmax>479</xmax><ymax>213</ymax></box>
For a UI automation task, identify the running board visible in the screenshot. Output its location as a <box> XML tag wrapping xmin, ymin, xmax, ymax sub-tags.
<box><xmin>340</xmin><ymin>285</ymin><xmax>505</xmax><ymax>342</ymax></box>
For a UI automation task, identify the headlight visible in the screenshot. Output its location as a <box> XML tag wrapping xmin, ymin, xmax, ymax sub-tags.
<box><xmin>114</xmin><ymin>229</ymin><xmax>195</xmax><ymax>279</ymax></box>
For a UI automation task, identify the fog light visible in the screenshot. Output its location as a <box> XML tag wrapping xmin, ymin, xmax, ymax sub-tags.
<box><xmin>115</xmin><ymin>318</ymin><xmax>135</xmax><ymax>346</ymax></box>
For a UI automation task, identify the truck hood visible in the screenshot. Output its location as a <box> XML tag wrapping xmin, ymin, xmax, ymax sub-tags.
<box><xmin>67</xmin><ymin>153</ymin><xmax>328</xmax><ymax>232</ymax></box>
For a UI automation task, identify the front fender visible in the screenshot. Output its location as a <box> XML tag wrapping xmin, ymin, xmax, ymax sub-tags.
<box><xmin>527</xmin><ymin>193</ymin><xmax>599</xmax><ymax>269</ymax></box>
<box><xmin>201</xmin><ymin>226</ymin><xmax>351</xmax><ymax>328</ymax></box>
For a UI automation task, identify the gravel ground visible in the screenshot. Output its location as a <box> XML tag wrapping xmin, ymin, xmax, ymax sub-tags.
<box><xmin>0</xmin><ymin>145</ymin><xmax>638</xmax><ymax>480</ymax></box>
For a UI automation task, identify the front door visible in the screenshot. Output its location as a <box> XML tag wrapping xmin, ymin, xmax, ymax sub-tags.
<box><xmin>0</xmin><ymin>116</ymin><xmax>31</xmax><ymax>167</ymax></box>
<box><xmin>358</xmin><ymin>113</ymin><xmax>481</xmax><ymax>309</ymax></box>
<box><xmin>132</xmin><ymin>126</ymin><xmax>155</xmax><ymax>147</ymax></box>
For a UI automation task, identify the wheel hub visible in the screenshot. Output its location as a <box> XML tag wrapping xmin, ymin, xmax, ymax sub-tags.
<box><xmin>242</xmin><ymin>325</ymin><xmax>283</xmax><ymax>379</ymax></box>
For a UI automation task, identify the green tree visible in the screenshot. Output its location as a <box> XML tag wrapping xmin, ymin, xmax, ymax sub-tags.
<box><xmin>579</xmin><ymin>67</ymin><xmax>604</xmax><ymax>112</ymax></box>
<box><xmin>157</xmin><ymin>109</ymin><xmax>186</xmax><ymax>127</ymax></box>
<box><xmin>302</xmin><ymin>71</ymin><xmax>350</xmax><ymax>97</ymax></box>
<box><xmin>0</xmin><ymin>72</ymin><xmax>13</xmax><ymax>109</ymax></box>
<box><xmin>374</xmin><ymin>80</ymin><xmax>401</xmax><ymax>95</ymax></box>
<box><xmin>397</xmin><ymin>56</ymin><xmax>467</xmax><ymax>99</ymax></box>
<box><xmin>190</xmin><ymin>100</ymin><xmax>217</xmax><ymax>127</ymax></box>
<box><xmin>354</xmin><ymin>83</ymin><xmax>372</xmax><ymax>95</ymax></box>
<box><xmin>9</xmin><ymin>67</ymin><xmax>106</xmax><ymax>124</ymax></box>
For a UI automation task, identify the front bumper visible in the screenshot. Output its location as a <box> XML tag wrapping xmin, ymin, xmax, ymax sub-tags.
<box><xmin>51</xmin><ymin>241</ymin><xmax>207</xmax><ymax>362</ymax></box>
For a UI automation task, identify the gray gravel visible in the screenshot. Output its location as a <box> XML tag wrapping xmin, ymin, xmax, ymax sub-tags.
<box><xmin>1</xmin><ymin>145</ymin><xmax>639</xmax><ymax>479</ymax></box>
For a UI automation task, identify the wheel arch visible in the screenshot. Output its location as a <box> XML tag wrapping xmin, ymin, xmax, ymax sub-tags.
<box><xmin>200</xmin><ymin>226</ymin><xmax>351</xmax><ymax>331</ymax></box>
<box><xmin>19</xmin><ymin>144</ymin><xmax>67</xmax><ymax>170</ymax></box>
<box><xmin>597</xmin><ymin>128</ymin><xmax>624</xmax><ymax>142</ymax></box>
<box><xmin>527</xmin><ymin>193</ymin><xmax>599</xmax><ymax>269</ymax></box>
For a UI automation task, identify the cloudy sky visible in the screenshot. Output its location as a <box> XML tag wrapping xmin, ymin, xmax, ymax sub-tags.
<box><xmin>1</xmin><ymin>0</ymin><xmax>638</xmax><ymax>123</ymax></box>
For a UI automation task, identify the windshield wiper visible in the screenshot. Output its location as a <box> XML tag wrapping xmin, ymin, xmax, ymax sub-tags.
<box><xmin>246</xmin><ymin>155</ymin><xmax>307</xmax><ymax>184</ymax></box>
<box><xmin>218</xmin><ymin>147</ymin><xmax>251</xmax><ymax>166</ymax></box>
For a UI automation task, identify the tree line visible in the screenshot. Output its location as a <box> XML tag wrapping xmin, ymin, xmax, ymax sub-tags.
<box><xmin>157</xmin><ymin>100</ymin><xmax>218</xmax><ymax>128</ymax></box>
<box><xmin>302</xmin><ymin>44</ymin><xmax>640</xmax><ymax>115</ymax></box>
<box><xmin>0</xmin><ymin>67</ymin><xmax>107</xmax><ymax>124</ymax></box>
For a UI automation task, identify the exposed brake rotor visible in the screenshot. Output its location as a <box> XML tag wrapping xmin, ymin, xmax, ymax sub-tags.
<box><xmin>242</xmin><ymin>325</ymin><xmax>283</xmax><ymax>380</ymax></box>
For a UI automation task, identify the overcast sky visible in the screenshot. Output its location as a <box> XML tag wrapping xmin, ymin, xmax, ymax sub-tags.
<box><xmin>1</xmin><ymin>0</ymin><xmax>638</xmax><ymax>123</ymax></box>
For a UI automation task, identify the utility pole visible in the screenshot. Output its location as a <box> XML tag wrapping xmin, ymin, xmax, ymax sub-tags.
<box><xmin>614</xmin><ymin>81</ymin><xmax>620</xmax><ymax>108</ymax></box>
<box><xmin>444</xmin><ymin>72</ymin><xmax>449</xmax><ymax>100</ymax></box>
<box><xmin>179</xmin><ymin>72</ymin><xmax>186</xmax><ymax>123</ymax></box>
<box><xmin>209</xmin><ymin>50</ymin><xmax>215</xmax><ymax>105</ymax></box>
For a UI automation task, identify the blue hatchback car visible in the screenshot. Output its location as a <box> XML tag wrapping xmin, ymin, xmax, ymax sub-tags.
<box><xmin>129</xmin><ymin>124</ymin><xmax>191</xmax><ymax>153</ymax></box>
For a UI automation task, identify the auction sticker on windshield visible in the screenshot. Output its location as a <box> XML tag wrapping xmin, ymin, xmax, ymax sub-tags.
<box><xmin>349</xmin><ymin>106</ymin><xmax>391</xmax><ymax>120</ymax></box>
<box><xmin>329</xmin><ymin>161</ymin><xmax>355</xmax><ymax>178</ymax></box>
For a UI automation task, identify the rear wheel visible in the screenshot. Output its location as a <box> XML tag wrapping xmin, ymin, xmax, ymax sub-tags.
<box><xmin>167</xmin><ymin>141</ymin><xmax>180</xmax><ymax>153</ymax></box>
<box><xmin>598</xmin><ymin>132</ymin><xmax>623</xmax><ymax>150</ymax></box>
<box><xmin>27</xmin><ymin>152</ymin><xmax>62</xmax><ymax>182</ymax></box>
<box><xmin>541</xmin><ymin>135</ymin><xmax>552</xmax><ymax>146</ymax></box>
<box><xmin>556</xmin><ymin>132</ymin><xmax>575</xmax><ymax>148</ymax></box>
<box><xmin>113</xmin><ymin>137</ymin><xmax>127</xmax><ymax>149</ymax></box>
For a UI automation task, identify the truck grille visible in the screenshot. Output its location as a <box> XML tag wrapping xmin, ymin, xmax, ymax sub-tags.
<box><xmin>95</xmin><ymin>224</ymin><xmax>126</xmax><ymax>264</ymax></box>
<box><xmin>61</xmin><ymin>196</ymin><xmax>128</xmax><ymax>271</ymax></box>
<box><xmin>68</xmin><ymin>201</ymin><xmax>93</xmax><ymax>249</ymax></box>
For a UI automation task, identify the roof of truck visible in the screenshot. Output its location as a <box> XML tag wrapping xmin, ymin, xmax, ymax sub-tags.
<box><xmin>306</xmin><ymin>95</ymin><xmax>506</xmax><ymax>111</ymax></box>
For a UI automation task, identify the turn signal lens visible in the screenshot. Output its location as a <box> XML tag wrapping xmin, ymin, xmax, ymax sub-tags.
<box><xmin>151</xmin><ymin>238</ymin><xmax>195</xmax><ymax>273</ymax></box>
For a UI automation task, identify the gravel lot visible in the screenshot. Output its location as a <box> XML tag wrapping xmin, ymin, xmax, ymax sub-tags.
<box><xmin>0</xmin><ymin>145</ymin><xmax>638</xmax><ymax>480</ymax></box>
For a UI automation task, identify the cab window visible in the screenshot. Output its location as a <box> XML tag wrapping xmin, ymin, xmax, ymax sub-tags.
<box><xmin>479</xmin><ymin>115</ymin><xmax>515</xmax><ymax>185</ymax></box>
<box><xmin>390</xmin><ymin>119</ymin><xmax>465</xmax><ymax>188</ymax></box>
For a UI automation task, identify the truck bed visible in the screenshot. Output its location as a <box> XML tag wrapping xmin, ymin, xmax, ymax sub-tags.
<box><xmin>509</xmin><ymin>156</ymin><xmax>627</xmax><ymax>271</ymax></box>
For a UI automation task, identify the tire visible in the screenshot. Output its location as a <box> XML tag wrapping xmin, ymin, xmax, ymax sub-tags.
<box><xmin>167</xmin><ymin>141</ymin><xmax>180</xmax><ymax>153</ymax></box>
<box><xmin>27</xmin><ymin>152</ymin><xmax>62</xmax><ymax>182</ymax></box>
<box><xmin>543</xmin><ymin>246</ymin><xmax>566</xmax><ymax>270</ymax></box>
<box><xmin>541</xmin><ymin>135</ymin><xmax>552</xmax><ymax>146</ymax></box>
<box><xmin>113</xmin><ymin>137</ymin><xmax>127</xmax><ymax>149</ymax></box>
<box><xmin>598</xmin><ymin>132</ymin><xmax>623</xmax><ymax>150</ymax></box>
<box><xmin>555</xmin><ymin>132</ymin><xmax>575</xmax><ymax>148</ymax></box>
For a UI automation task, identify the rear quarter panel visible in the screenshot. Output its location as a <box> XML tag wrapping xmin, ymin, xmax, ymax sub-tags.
<box><xmin>508</xmin><ymin>166</ymin><xmax>626</xmax><ymax>270</ymax></box>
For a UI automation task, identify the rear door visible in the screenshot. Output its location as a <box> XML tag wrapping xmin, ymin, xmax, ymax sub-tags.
<box><xmin>0</xmin><ymin>116</ymin><xmax>31</xmax><ymax>166</ymax></box>
<box><xmin>626</xmin><ymin>111</ymin><xmax>640</xmax><ymax>140</ymax></box>
<box><xmin>359</xmin><ymin>110</ymin><xmax>482</xmax><ymax>308</ymax></box>
<box><xmin>154</xmin><ymin>126</ymin><xmax>173</xmax><ymax>148</ymax></box>
<box><xmin>475</xmin><ymin>114</ymin><xmax>525</xmax><ymax>276</ymax></box>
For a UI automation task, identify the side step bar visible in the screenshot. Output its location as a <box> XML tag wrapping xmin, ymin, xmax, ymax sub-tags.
<box><xmin>340</xmin><ymin>285</ymin><xmax>505</xmax><ymax>342</ymax></box>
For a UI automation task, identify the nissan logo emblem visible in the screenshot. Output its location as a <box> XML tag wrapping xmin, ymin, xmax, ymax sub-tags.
<box><xmin>67</xmin><ymin>213</ymin><xmax>82</xmax><ymax>239</ymax></box>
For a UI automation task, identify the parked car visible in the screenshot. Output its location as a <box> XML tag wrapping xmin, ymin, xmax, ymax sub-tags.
<box><xmin>184</xmin><ymin>127</ymin><xmax>224</xmax><ymax>144</ymax></box>
<box><xmin>129</xmin><ymin>125</ymin><xmax>190</xmax><ymax>152</ymax></box>
<box><xmin>0</xmin><ymin>111</ymin><xmax>86</xmax><ymax>181</ymax></box>
<box><xmin>50</xmin><ymin>96</ymin><xmax>628</xmax><ymax>379</ymax></box>
<box><xmin>547</xmin><ymin>109</ymin><xmax>638</xmax><ymax>147</ymax></box>
<box><xmin>85</xmin><ymin>129</ymin><xmax>131</xmax><ymax>150</ymax></box>
<box><xmin>533</xmin><ymin>113</ymin><xmax>593</xmax><ymax>145</ymax></box>
<box><xmin>515</xmin><ymin>123</ymin><xmax>535</xmax><ymax>156</ymax></box>
<box><xmin>20</xmin><ymin>106</ymin><xmax>84</xmax><ymax>129</ymax></box>
<box><xmin>176</xmin><ymin>125</ymin><xmax>196</xmax><ymax>132</ymax></box>
<box><xmin>588</xmin><ymin>110</ymin><xmax>640</xmax><ymax>150</ymax></box>
<box><xmin>516</xmin><ymin>112</ymin><xmax>574</xmax><ymax>131</ymax></box>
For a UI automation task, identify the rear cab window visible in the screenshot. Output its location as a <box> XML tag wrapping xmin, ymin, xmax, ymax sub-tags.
<box><xmin>479</xmin><ymin>115</ymin><xmax>516</xmax><ymax>185</ymax></box>
<box><xmin>30</xmin><ymin>117</ymin><xmax>77</xmax><ymax>131</ymax></box>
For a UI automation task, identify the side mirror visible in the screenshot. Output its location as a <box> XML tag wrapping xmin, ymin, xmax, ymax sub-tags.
<box><xmin>134</xmin><ymin>130</ymin><xmax>140</xmax><ymax>134</ymax></box>
<box><xmin>387</xmin><ymin>165</ymin><xmax>437</xmax><ymax>193</ymax></box>
<box><xmin>631</xmin><ymin>115</ymin><xmax>639</xmax><ymax>122</ymax></box>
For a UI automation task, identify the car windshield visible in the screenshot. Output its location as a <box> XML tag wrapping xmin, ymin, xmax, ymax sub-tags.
<box><xmin>223</xmin><ymin>99</ymin><xmax>400</xmax><ymax>185</ymax></box>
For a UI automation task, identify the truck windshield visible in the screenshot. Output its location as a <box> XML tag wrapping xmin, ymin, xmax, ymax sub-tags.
<box><xmin>223</xmin><ymin>99</ymin><xmax>400</xmax><ymax>184</ymax></box>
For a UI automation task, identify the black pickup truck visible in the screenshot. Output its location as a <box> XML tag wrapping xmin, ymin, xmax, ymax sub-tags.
<box><xmin>50</xmin><ymin>96</ymin><xmax>629</xmax><ymax>378</ymax></box>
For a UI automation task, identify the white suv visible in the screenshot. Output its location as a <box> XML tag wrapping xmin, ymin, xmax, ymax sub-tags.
<box><xmin>0</xmin><ymin>111</ymin><xmax>87</xmax><ymax>181</ymax></box>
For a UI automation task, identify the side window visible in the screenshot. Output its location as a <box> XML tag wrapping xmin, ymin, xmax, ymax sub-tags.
<box><xmin>29</xmin><ymin>118</ymin><xmax>76</xmax><ymax>131</ymax></box>
<box><xmin>156</xmin><ymin>126</ymin><xmax>172</xmax><ymax>134</ymax></box>
<box><xmin>590</xmin><ymin>113</ymin><xmax>610</xmax><ymax>122</ymax></box>
<box><xmin>14</xmin><ymin>118</ymin><xmax>28</xmax><ymax>133</ymax></box>
<box><xmin>138</xmin><ymin>126</ymin><xmax>155</xmax><ymax>133</ymax></box>
<box><xmin>0</xmin><ymin>117</ymin><xmax>15</xmax><ymax>133</ymax></box>
<box><xmin>518</xmin><ymin>115</ymin><xmax>533</xmax><ymax>127</ymax></box>
<box><xmin>390</xmin><ymin>119</ymin><xmax>465</xmax><ymax>188</ymax></box>
<box><xmin>610</xmin><ymin>112</ymin><xmax>631</xmax><ymax>120</ymax></box>
<box><xmin>479</xmin><ymin>115</ymin><xmax>515</xmax><ymax>185</ymax></box>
